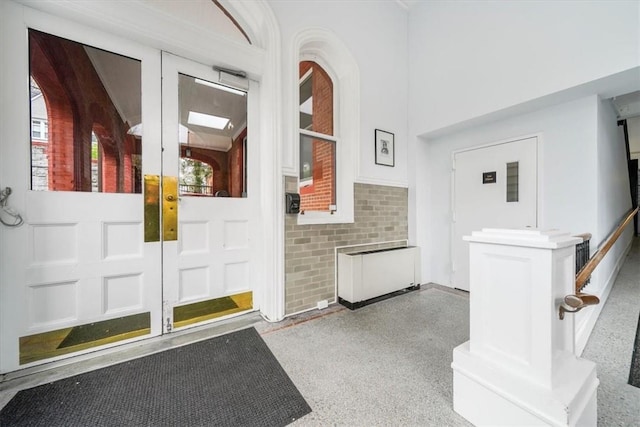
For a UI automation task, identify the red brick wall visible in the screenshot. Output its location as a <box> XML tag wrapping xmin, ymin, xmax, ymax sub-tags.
<box><xmin>30</xmin><ymin>38</ymin><xmax>75</xmax><ymax>191</ymax></box>
<box><xmin>30</xmin><ymin>30</ymin><xmax>140</xmax><ymax>193</ymax></box>
<box><xmin>228</xmin><ymin>128</ymin><xmax>247</xmax><ymax>197</ymax></box>
<box><xmin>299</xmin><ymin>61</ymin><xmax>335</xmax><ymax>212</ymax></box>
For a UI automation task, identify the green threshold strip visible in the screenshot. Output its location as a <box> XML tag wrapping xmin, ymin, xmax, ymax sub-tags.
<box><xmin>19</xmin><ymin>312</ymin><xmax>151</xmax><ymax>365</ymax></box>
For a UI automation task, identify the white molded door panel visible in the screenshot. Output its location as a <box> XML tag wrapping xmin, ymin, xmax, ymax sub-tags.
<box><xmin>160</xmin><ymin>52</ymin><xmax>259</xmax><ymax>332</ymax></box>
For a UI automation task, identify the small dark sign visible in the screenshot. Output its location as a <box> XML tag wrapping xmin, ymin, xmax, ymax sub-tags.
<box><xmin>483</xmin><ymin>171</ymin><xmax>497</xmax><ymax>184</ymax></box>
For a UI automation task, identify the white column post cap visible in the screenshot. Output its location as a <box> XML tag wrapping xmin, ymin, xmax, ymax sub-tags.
<box><xmin>464</xmin><ymin>228</ymin><xmax>582</xmax><ymax>249</ymax></box>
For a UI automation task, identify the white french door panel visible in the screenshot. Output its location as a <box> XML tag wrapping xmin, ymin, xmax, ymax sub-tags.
<box><xmin>172</xmin><ymin>203</ymin><xmax>252</xmax><ymax>300</ymax></box>
<box><xmin>161</xmin><ymin>52</ymin><xmax>259</xmax><ymax>332</ymax></box>
<box><xmin>24</xmin><ymin>192</ymin><xmax>161</xmax><ymax>328</ymax></box>
<box><xmin>452</xmin><ymin>137</ymin><xmax>538</xmax><ymax>291</ymax></box>
<box><xmin>0</xmin><ymin>4</ymin><xmax>163</xmax><ymax>373</ymax></box>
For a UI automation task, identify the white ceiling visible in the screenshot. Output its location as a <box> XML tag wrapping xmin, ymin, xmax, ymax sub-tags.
<box><xmin>85</xmin><ymin>46</ymin><xmax>142</xmax><ymax>127</ymax></box>
<box><xmin>178</xmin><ymin>73</ymin><xmax>247</xmax><ymax>151</ymax></box>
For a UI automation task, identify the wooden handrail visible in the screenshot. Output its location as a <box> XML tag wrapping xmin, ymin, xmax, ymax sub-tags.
<box><xmin>575</xmin><ymin>206</ymin><xmax>639</xmax><ymax>291</ymax></box>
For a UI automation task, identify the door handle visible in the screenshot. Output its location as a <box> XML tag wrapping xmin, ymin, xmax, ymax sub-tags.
<box><xmin>162</xmin><ymin>176</ymin><xmax>178</xmax><ymax>241</ymax></box>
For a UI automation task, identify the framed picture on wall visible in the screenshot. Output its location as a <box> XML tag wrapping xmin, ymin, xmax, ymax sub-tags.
<box><xmin>375</xmin><ymin>129</ymin><xmax>395</xmax><ymax>167</ymax></box>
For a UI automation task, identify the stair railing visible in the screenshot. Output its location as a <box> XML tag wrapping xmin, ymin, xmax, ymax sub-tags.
<box><xmin>574</xmin><ymin>233</ymin><xmax>592</xmax><ymax>291</ymax></box>
<box><xmin>559</xmin><ymin>206</ymin><xmax>639</xmax><ymax>320</ymax></box>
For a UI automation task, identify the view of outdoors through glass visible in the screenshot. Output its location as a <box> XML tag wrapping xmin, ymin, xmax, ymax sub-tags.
<box><xmin>177</xmin><ymin>73</ymin><xmax>247</xmax><ymax>198</ymax></box>
<box><xmin>29</xmin><ymin>29</ymin><xmax>142</xmax><ymax>193</ymax></box>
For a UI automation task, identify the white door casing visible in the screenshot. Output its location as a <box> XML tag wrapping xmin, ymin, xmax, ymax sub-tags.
<box><xmin>452</xmin><ymin>137</ymin><xmax>538</xmax><ymax>291</ymax></box>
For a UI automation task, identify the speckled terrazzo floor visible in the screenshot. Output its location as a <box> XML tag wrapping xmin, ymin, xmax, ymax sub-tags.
<box><xmin>582</xmin><ymin>237</ymin><xmax>640</xmax><ymax>427</ymax></box>
<box><xmin>262</xmin><ymin>237</ymin><xmax>640</xmax><ymax>426</ymax></box>
<box><xmin>262</xmin><ymin>286</ymin><xmax>473</xmax><ymax>426</ymax></box>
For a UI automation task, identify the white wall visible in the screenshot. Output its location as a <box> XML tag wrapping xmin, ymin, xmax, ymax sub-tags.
<box><xmin>572</xmin><ymin>98</ymin><xmax>634</xmax><ymax>354</ymax></box>
<box><xmin>418</xmin><ymin>96</ymin><xmax>599</xmax><ymax>286</ymax></box>
<box><xmin>268</xmin><ymin>0</ymin><xmax>409</xmax><ymax>187</ymax></box>
<box><xmin>597</xmin><ymin>100</ymin><xmax>633</xmax><ymax>244</ymax></box>
<box><xmin>31</xmin><ymin>95</ymin><xmax>47</xmax><ymax>119</ymax></box>
<box><xmin>594</xmin><ymin>98</ymin><xmax>633</xmax><ymax>290</ymax></box>
<box><xmin>408</xmin><ymin>0</ymin><xmax>640</xmax><ymax>136</ymax></box>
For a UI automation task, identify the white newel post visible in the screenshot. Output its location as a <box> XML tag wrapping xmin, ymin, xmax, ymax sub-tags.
<box><xmin>451</xmin><ymin>229</ymin><xmax>599</xmax><ymax>427</ymax></box>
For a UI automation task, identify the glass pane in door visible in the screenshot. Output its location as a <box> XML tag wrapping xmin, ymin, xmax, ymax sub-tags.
<box><xmin>29</xmin><ymin>29</ymin><xmax>142</xmax><ymax>193</ymax></box>
<box><xmin>178</xmin><ymin>74</ymin><xmax>247</xmax><ymax>198</ymax></box>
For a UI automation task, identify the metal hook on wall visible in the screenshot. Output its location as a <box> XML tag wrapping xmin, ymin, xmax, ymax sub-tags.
<box><xmin>0</xmin><ymin>187</ymin><xmax>24</xmax><ymax>227</ymax></box>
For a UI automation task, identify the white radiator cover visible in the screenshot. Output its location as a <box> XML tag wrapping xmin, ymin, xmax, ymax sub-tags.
<box><xmin>338</xmin><ymin>246</ymin><xmax>421</xmax><ymax>304</ymax></box>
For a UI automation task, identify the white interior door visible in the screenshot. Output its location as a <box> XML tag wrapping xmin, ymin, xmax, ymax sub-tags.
<box><xmin>452</xmin><ymin>137</ymin><xmax>538</xmax><ymax>291</ymax></box>
<box><xmin>0</xmin><ymin>15</ymin><xmax>163</xmax><ymax>373</ymax></box>
<box><xmin>161</xmin><ymin>53</ymin><xmax>258</xmax><ymax>332</ymax></box>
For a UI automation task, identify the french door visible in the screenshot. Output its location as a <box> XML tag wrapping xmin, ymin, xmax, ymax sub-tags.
<box><xmin>160</xmin><ymin>52</ymin><xmax>257</xmax><ymax>333</ymax></box>
<box><xmin>0</xmin><ymin>12</ymin><xmax>258</xmax><ymax>374</ymax></box>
